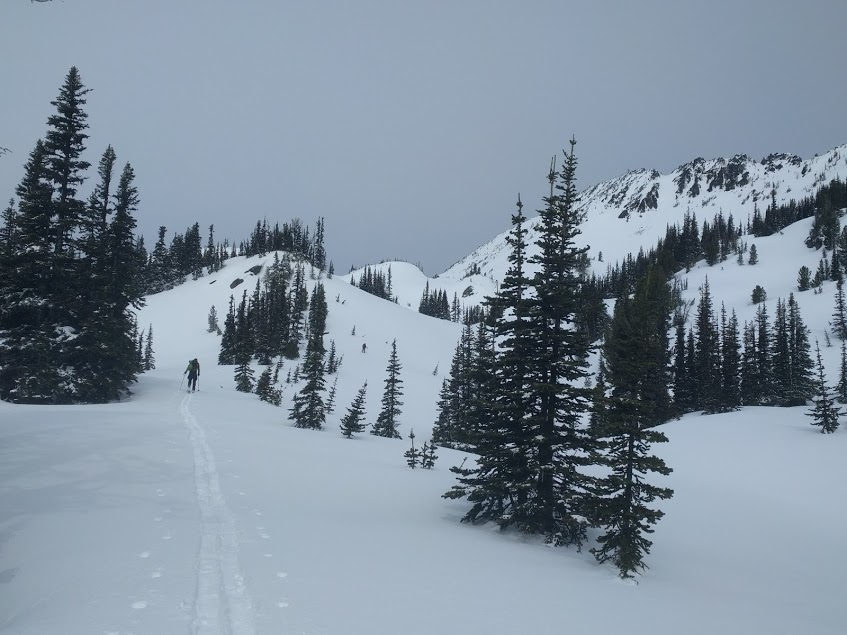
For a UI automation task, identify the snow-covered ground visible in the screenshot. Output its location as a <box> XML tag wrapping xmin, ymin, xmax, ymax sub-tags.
<box><xmin>2</xmin><ymin>240</ymin><xmax>846</xmax><ymax>634</ymax></box>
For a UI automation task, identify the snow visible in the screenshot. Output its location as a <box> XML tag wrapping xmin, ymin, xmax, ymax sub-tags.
<box><xmin>4</xmin><ymin>201</ymin><xmax>847</xmax><ymax>632</ymax></box>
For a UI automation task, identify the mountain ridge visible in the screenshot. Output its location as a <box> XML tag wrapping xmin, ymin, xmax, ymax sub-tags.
<box><xmin>438</xmin><ymin>142</ymin><xmax>847</xmax><ymax>286</ymax></box>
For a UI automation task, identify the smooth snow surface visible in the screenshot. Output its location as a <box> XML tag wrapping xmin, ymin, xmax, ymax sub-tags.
<box><xmin>2</xmin><ymin>239</ymin><xmax>847</xmax><ymax>633</ymax></box>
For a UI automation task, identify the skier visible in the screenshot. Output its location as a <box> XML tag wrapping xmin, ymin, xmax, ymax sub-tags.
<box><xmin>361</xmin><ymin>342</ymin><xmax>367</xmax><ymax>353</ymax></box>
<box><xmin>185</xmin><ymin>358</ymin><xmax>200</xmax><ymax>392</ymax></box>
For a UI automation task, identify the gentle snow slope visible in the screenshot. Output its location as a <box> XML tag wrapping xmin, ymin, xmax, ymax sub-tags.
<box><xmin>1</xmin><ymin>252</ymin><xmax>846</xmax><ymax>634</ymax></box>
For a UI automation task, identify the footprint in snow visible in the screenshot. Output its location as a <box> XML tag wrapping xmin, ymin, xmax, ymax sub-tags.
<box><xmin>276</xmin><ymin>600</ymin><xmax>289</xmax><ymax>608</ymax></box>
<box><xmin>276</xmin><ymin>572</ymin><xmax>288</xmax><ymax>579</ymax></box>
<box><xmin>138</xmin><ymin>551</ymin><xmax>151</xmax><ymax>559</ymax></box>
<box><xmin>260</xmin><ymin>533</ymin><xmax>270</xmax><ymax>539</ymax></box>
<box><xmin>131</xmin><ymin>600</ymin><xmax>147</xmax><ymax>609</ymax></box>
<box><xmin>151</xmin><ymin>569</ymin><xmax>163</xmax><ymax>579</ymax></box>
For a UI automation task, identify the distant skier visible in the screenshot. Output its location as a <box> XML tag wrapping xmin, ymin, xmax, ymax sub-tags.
<box><xmin>185</xmin><ymin>358</ymin><xmax>200</xmax><ymax>392</ymax></box>
<box><xmin>361</xmin><ymin>342</ymin><xmax>367</xmax><ymax>353</ymax></box>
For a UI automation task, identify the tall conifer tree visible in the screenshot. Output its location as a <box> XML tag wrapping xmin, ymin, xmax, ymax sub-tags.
<box><xmin>371</xmin><ymin>339</ymin><xmax>404</xmax><ymax>438</ymax></box>
<box><xmin>588</xmin><ymin>269</ymin><xmax>674</xmax><ymax>579</ymax></box>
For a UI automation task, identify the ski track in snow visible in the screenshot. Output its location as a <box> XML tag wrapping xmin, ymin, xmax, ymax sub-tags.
<box><xmin>181</xmin><ymin>393</ymin><xmax>255</xmax><ymax>635</ymax></box>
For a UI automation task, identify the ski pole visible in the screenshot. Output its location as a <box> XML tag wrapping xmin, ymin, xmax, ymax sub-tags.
<box><xmin>180</xmin><ymin>374</ymin><xmax>185</xmax><ymax>391</ymax></box>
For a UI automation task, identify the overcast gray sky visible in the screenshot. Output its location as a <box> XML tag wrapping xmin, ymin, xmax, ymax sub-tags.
<box><xmin>2</xmin><ymin>0</ymin><xmax>846</xmax><ymax>274</ymax></box>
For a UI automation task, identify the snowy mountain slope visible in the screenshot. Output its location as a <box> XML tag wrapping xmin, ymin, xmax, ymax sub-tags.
<box><xmin>2</xmin><ymin>246</ymin><xmax>847</xmax><ymax>633</ymax></box>
<box><xmin>349</xmin><ymin>145</ymin><xmax>847</xmax><ymax>323</ymax></box>
<box><xmin>4</xmin><ymin>143</ymin><xmax>847</xmax><ymax>633</ymax></box>
<box><xmin>441</xmin><ymin>143</ymin><xmax>847</xmax><ymax>285</ymax></box>
<box><xmin>144</xmin><ymin>256</ymin><xmax>462</xmax><ymax>442</ymax></box>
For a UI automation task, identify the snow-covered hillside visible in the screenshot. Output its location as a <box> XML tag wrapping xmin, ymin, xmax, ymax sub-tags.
<box><xmin>4</xmin><ymin>144</ymin><xmax>847</xmax><ymax>634</ymax></box>
<box><xmin>442</xmin><ymin>143</ymin><xmax>847</xmax><ymax>284</ymax></box>
<box><xmin>2</xmin><ymin>241</ymin><xmax>847</xmax><ymax>633</ymax></box>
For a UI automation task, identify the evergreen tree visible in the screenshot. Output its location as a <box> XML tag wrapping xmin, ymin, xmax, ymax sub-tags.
<box><xmin>797</xmin><ymin>266</ymin><xmax>812</xmax><ymax>291</ymax></box>
<box><xmin>740</xmin><ymin>320</ymin><xmax>762</xmax><ymax>405</ymax></box>
<box><xmin>78</xmin><ymin>161</ymin><xmax>145</xmax><ymax>401</ymax></box>
<box><xmin>694</xmin><ymin>278</ymin><xmax>720</xmax><ymax>412</ymax></box>
<box><xmin>807</xmin><ymin>342</ymin><xmax>842</xmax><ymax>433</ymax></box>
<box><xmin>235</xmin><ymin>355</ymin><xmax>254</xmax><ymax>393</ymax></box>
<box><xmin>751</xmin><ymin>285</ymin><xmax>767</xmax><ymax>304</ymax></box>
<box><xmin>431</xmin><ymin>378</ymin><xmax>456</xmax><ymax>446</ymax></box>
<box><xmin>325</xmin><ymin>375</ymin><xmax>338</xmax><ymax>415</ymax></box>
<box><xmin>288</xmin><ymin>330</ymin><xmax>327</xmax><ymax>429</ymax></box>
<box><xmin>443</xmin><ymin>195</ymin><xmax>535</xmax><ymax>523</ymax></box>
<box><xmin>718</xmin><ymin>306</ymin><xmax>741</xmax><ymax>411</ymax></box>
<box><xmin>772</xmin><ymin>298</ymin><xmax>797</xmax><ymax>405</ymax></box>
<box><xmin>588</xmin><ymin>269</ymin><xmax>674</xmax><ymax>579</ymax></box>
<box><xmin>208</xmin><ymin>305</ymin><xmax>219</xmax><ymax>333</ymax></box>
<box><xmin>833</xmin><ymin>280</ymin><xmax>847</xmax><ymax>340</ymax></box>
<box><xmin>340</xmin><ymin>381</ymin><xmax>368</xmax><ymax>438</ymax></box>
<box><xmin>421</xmin><ymin>440</ymin><xmax>438</xmax><ymax>469</ymax></box>
<box><xmin>448</xmin><ymin>142</ymin><xmax>594</xmax><ymax>548</ymax></box>
<box><xmin>837</xmin><ymin>339</ymin><xmax>847</xmax><ymax>404</ymax></box>
<box><xmin>748</xmin><ymin>243</ymin><xmax>759</xmax><ymax>265</ymax></box>
<box><xmin>0</xmin><ymin>141</ymin><xmax>58</xmax><ymax>400</ymax></box>
<box><xmin>371</xmin><ymin>339</ymin><xmax>404</xmax><ymax>439</ymax></box>
<box><xmin>672</xmin><ymin>321</ymin><xmax>693</xmax><ymax>414</ymax></box>
<box><xmin>143</xmin><ymin>325</ymin><xmax>155</xmax><ymax>371</ymax></box>
<box><xmin>218</xmin><ymin>295</ymin><xmax>237</xmax><ymax>364</ymax></box>
<box><xmin>44</xmin><ymin>67</ymin><xmax>91</xmax><ymax>262</ymax></box>
<box><xmin>404</xmin><ymin>429</ymin><xmax>420</xmax><ymax>468</ymax></box>
<box><xmin>786</xmin><ymin>294</ymin><xmax>815</xmax><ymax>406</ymax></box>
<box><xmin>255</xmin><ymin>366</ymin><xmax>274</xmax><ymax>402</ymax></box>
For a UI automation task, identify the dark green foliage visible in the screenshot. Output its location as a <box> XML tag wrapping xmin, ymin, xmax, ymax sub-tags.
<box><xmin>785</xmin><ymin>294</ymin><xmax>815</xmax><ymax>406</ymax></box>
<box><xmin>340</xmin><ymin>381</ymin><xmax>368</xmax><ymax>438</ymax></box>
<box><xmin>325</xmin><ymin>375</ymin><xmax>338</xmax><ymax>414</ymax></box>
<box><xmin>420</xmin><ymin>441</ymin><xmax>438</xmax><ymax>469</ymax></box>
<box><xmin>288</xmin><ymin>330</ymin><xmax>326</xmax><ymax>430</ymax></box>
<box><xmin>833</xmin><ymin>281</ymin><xmax>847</xmax><ymax>340</ymax></box>
<box><xmin>588</xmin><ymin>269</ymin><xmax>674</xmax><ymax>579</ymax></box>
<box><xmin>740</xmin><ymin>320</ymin><xmax>762</xmax><ymax>405</ymax></box>
<box><xmin>255</xmin><ymin>366</ymin><xmax>273</xmax><ymax>402</ymax></box>
<box><xmin>307</xmin><ymin>282</ymin><xmax>328</xmax><ymax>349</ymax></box>
<box><xmin>235</xmin><ymin>356</ymin><xmax>254</xmax><ymax>393</ymax></box>
<box><xmin>718</xmin><ymin>307</ymin><xmax>741</xmax><ymax>412</ymax></box>
<box><xmin>837</xmin><ymin>340</ymin><xmax>847</xmax><ymax>403</ymax></box>
<box><xmin>371</xmin><ymin>339</ymin><xmax>403</xmax><ymax>438</ymax></box>
<box><xmin>143</xmin><ymin>325</ymin><xmax>155</xmax><ymax>371</ymax></box>
<box><xmin>404</xmin><ymin>429</ymin><xmax>420</xmax><ymax>468</ymax></box>
<box><xmin>208</xmin><ymin>305</ymin><xmax>219</xmax><ymax>333</ymax></box>
<box><xmin>325</xmin><ymin>340</ymin><xmax>338</xmax><ymax>374</ymax></box>
<box><xmin>419</xmin><ymin>282</ymin><xmax>452</xmax><ymax>320</ymax></box>
<box><xmin>446</xmin><ymin>143</ymin><xmax>594</xmax><ymax>549</ymax></box>
<box><xmin>351</xmin><ymin>264</ymin><xmax>393</xmax><ymax>301</ymax></box>
<box><xmin>695</xmin><ymin>278</ymin><xmax>720</xmax><ymax>412</ymax></box>
<box><xmin>751</xmin><ymin>285</ymin><xmax>767</xmax><ymax>304</ymax></box>
<box><xmin>807</xmin><ymin>342</ymin><xmax>842</xmax><ymax>433</ymax></box>
<box><xmin>672</xmin><ymin>321</ymin><xmax>693</xmax><ymax>414</ymax></box>
<box><xmin>0</xmin><ymin>69</ymin><xmax>145</xmax><ymax>403</ymax></box>
<box><xmin>748</xmin><ymin>244</ymin><xmax>759</xmax><ymax>265</ymax></box>
<box><xmin>797</xmin><ymin>266</ymin><xmax>811</xmax><ymax>291</ymax></box>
